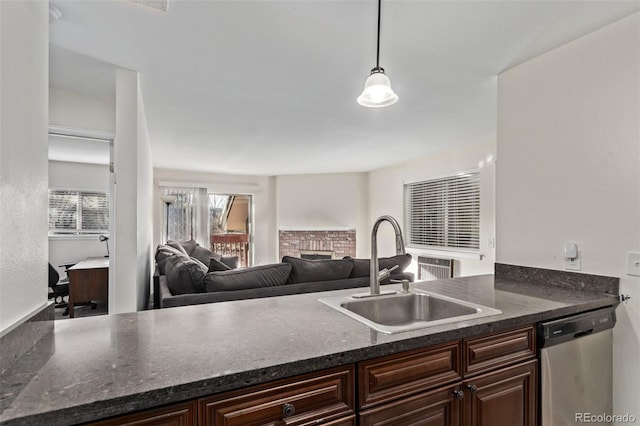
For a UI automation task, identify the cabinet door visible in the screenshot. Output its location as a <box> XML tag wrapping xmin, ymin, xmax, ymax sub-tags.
<box><xmin>463</xmin><ymin>360</ymin><xmax>537</xmax><ymax>426</ymax></box>
<box><xmin>359</xmin><ymin>385</ymin><xmax>461</xmax><ymax>426</ymax></box>
<box><xmin>199</xmin><ymin>365</ymin><xmax>354</xmax><ymax>425</ymax></box>
<box><xmin>86</xmin><ymin>401</ymin><xmax>197</xmax><ymax>426</ymax></box>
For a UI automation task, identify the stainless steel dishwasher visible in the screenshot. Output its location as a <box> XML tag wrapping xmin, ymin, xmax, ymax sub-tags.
<box><xmin>538</xmin><ymin>306</ymin><xmax>616</xmax><ymax>426</ymax></box>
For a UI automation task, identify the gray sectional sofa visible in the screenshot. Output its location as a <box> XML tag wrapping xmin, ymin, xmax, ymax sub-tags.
<box><xmin>153</xmin><ymin>239</ymin><xmax>414</xmax><ymax>309</ymax></box>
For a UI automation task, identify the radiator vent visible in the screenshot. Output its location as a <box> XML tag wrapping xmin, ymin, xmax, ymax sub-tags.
<box><xmin>418</xmin><ymin>256</ymin><xmax>454</xmax><ymax>281</ymax></box>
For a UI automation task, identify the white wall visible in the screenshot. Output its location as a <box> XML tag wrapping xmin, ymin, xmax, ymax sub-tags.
<box><xmin>153</xmin><ymin>169</ymin><xmax>278</xmax><ymax>265</ymax></box>
<box><xmin>112</xmin><ymin>68</ymin><xmax>153</xmax><ymax>313</ymax></box>
<box><xmin>0</xmin><ymin>0</ymin><xmax>49</xmax><ymax>331</ymax></box>
<box><xmin>496</xmin><ymin>13</ymin><xmax>640</xmax><ymax>421</ymax></box>
<box><xmin>49</xmin><ymin>88</ymin><xmax>115</xmax><ymax>133</ymax></box>
<box><xmin>136</xmin><ymin>81</ymin><xmax>153</xmax><ymax>310</ymax></box>
<box><xmin>368</xmin><ymin>142</ymin><xmax>496</xmax><ymax>277</ymax></box>
<box><xmin>276</xmin><ymin>173</ymin><xmax>369</xmax><ymax>257</ymax></box>
<box><xmin>48</xmin><ymin>161</ymin><xmax>110</xmax><ymax>278</ymax></box>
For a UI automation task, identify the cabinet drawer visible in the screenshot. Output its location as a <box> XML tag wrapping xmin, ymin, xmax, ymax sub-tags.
<box><xmin>463</xmin><ymin>326</ymin><xmax>535</xmax><ymax>376</ymax></box>
<box><xmin>86</xmin><ymin>401</ymin><xmax>197</xmax><ymax>426</ymax></box>
<box><xmin>358</xmin><ymin>341</ymin><xmax>461</xmax><ymax>409</ymax></box>
<box><xmin>199</xmin><ymin>365</ymin><xmax>354</xmax><ymax>425</ymax></box>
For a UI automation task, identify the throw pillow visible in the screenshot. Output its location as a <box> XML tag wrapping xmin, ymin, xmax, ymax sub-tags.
<box><xmin>191</xmin><ymin>245</ymin><xmax>222</xmax><ymax>266</ymax></box>
<box><xmin>208</xmin><ymin>257</ymin><xmax>232</xmax><ymax>272</ymax></box>
<box><xmin>221</xmin><ymin>256</ymin><xmax>239</xmax><ymax>270</ymax></box>
<box><xmin>346</xmin><ymin>254</ymin><xmax>412</xmax><ymax>278</ymax></box>
<box><xmin>164</xmin><ymin>255</ymin><xmax>207</xmax><ymax>295</ymax></box>
<box><xmin>204</xmin><ymin>263</ymin><xmax>292</xmax><ymax>292</ymax></box>
<box><xmin>190</xmin><ymin>256</ymin><xmax>209</xmax><ymax>273</ymax></box>
<box><xmin>166</xmin><ymin>240</ymin><xmax>188</xmax><ymax>256</ymax></box>
<box><xmin>155</xmin><ymin>245</ymin><xmax>188</xmax><ymax>275</ymax></box>
<box><xmin>179</xmin><ymin>239</ymin><xmax>198</xmax><ymax>255</ymax></box>
<box><xmin>281</xmin><ymin>256</ymin><xmax>354</xmax><ymax>284</ymax></box>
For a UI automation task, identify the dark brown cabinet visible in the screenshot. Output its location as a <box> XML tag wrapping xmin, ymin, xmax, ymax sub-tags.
<box><xmin>360</xmin><ymin>384</ymin><xmax>462</xmax><ymax>426</ymax></box>
<box><xmin>199</xmin><ymin>365</ymin><xmax>354</xmax><ymax>425</ymax></box>
<box><xmin>86</xmin><ymin>326</ymin><xmax>537</xmax><ymax>426</ymax></box>
<box><xmin>463</xmin><ymin>360</ymin><xmax>537</xmax><ymax>426</ymax></box>
<box><xmin>86</xmin><ymin>401</ymin><xmax>197</xmax><ymax>426</ymax></box>
<box><xmin>358</xmin><ymin>325</ymin><xmax>537</xmax><ymax>426</ymax></box>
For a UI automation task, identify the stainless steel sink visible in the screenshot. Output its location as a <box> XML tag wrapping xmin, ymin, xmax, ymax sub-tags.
<box><xmin>319</xmin><ymin>290</ymin><xmax>502</xmax><ymax>334</ymax></box>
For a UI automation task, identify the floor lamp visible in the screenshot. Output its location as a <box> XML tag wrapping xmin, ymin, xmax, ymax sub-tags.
<box><xmin>160</xmin><ymin>195</ymin><xmax>177</xmax><ymax>243</ymax></box>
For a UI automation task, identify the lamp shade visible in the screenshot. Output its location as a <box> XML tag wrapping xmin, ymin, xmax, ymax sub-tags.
<box><xmin>357</xmin><ymin>68</ymin><xmax>398</xmax><ymax>107</ymax></box>
<box><xmin>160</xmin><ymin>194</ymin><xmax>177</xmax><ymax>204</ymax></box>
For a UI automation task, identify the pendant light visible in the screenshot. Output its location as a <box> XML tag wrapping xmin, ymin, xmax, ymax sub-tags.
<box><xmin>357</xmin><ymin>0</ymin><xmax>398</xmax><ymax>107</ymax></box>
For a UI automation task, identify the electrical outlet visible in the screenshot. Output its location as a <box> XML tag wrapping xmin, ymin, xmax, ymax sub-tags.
<box><xmin>628</xmin><ymin>251</ymin><xmax>640</xmax><ymax>277</ymax></box>
<box><xmin>565</xmin><ymin>250</ymin><xmax>582</xmax><ymax>271</ymax></box>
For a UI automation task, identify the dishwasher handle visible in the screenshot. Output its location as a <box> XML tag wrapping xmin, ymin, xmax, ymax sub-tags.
<box><xmin>538</xmin><ymin>306</ymin><xmax>616</xmax><ymax>348</ymax></box>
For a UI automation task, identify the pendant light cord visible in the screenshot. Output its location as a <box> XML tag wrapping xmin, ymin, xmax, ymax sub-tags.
<box><xmin>376</xmin><ymin>0</ymin><xmax>381</xmax><ymax>69</ymax></box>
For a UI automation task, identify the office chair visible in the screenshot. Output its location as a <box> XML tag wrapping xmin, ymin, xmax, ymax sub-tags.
<box><xmin>48</xmin><ymin>263</ymin><xmax>70</xmax><ymax>315</ymax></box>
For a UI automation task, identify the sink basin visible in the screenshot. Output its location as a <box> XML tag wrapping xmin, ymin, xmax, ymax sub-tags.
<box><xmin>319</xmin><ymin>290</ymin><xmax>502</xmax><ymax>334</ymax></box>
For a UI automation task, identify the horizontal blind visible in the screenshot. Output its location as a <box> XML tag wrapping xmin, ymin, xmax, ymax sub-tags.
<box><xmin>49</xmin><ymin>190</ymin><xmax>109</xmax><ymax>235</ymax></box>
<box><xmin>404</xmin><ymin>172</ymin><xmax>480</xmax><ymax>250</ymax></box>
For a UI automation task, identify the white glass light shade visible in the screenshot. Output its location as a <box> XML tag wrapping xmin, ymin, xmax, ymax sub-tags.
<box><xmin>357</xmin><ymin>70</ymin><xmax>398</xmax><ymax>107</ymax></box>
<box><xmin>160</xmin><ymin>194</ymin><xmax>177</xmax><ymax>204</ymax></box>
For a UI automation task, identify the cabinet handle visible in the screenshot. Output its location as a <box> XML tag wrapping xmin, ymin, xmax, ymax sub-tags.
<box><xmin>282</xmin><ymin>403</ymin><xmax>296</xmax><ymax>418</ymax></box>
<box><xmin>452</xmin><ymin>389</ymin><xmax>464</xmax><ymax>400</ymax></box>
<box><xmin>466</xmin><ymin>384</ymin><xmax>477</xmax><ymax>394</ymax></box>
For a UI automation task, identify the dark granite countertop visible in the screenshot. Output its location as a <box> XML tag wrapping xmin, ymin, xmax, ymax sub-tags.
<box><xmin>0</xmin><ymin>274</ymin><xmax>619</xmax><ymax>425</ymax></box>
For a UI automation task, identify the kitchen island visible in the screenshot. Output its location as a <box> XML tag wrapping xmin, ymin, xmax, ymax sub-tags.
<box><xmin>0</xmin><ymin>271</ymin><xmax>619</xmax><ymax>425</ymax></box>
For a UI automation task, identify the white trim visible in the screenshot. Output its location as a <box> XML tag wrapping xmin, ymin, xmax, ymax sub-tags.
<box><xmin>406</xmin><ymin>245</ymin><xmax>484</xmax><ymax>260</ymax></box>
<box><xmin>49</xmin><ymin>186</ymin><xmax>109</xmax><ymax>193</ymax></box>
<box><xmin>403</xmin><ymin>168</ymin><xmax>481</xmax><ymax>186</ymax></box>
<box><xmin>158</xmin><ymin>180</ymin><xmax>264</xmax><ymax>194</ymax></box>
<box><xmin>48</xmin><ymin>125</ymin><xmax>114</xmax><ymax>141</ymax></box>
<box><xmin>48</xmin><ymin>235</ymin><xmax>107</xmax><ymax>241</ymax></box>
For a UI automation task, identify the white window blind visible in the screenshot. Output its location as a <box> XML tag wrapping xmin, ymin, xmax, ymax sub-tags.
<box><xmin>404</xmin><ymin>171</ymin><xmax>480</xmax><ymax>250</ymax></box>
<box><xmin>48</xmin><ymin>190</ymin><xmax>109</xmax><ymax>235</ymax></box>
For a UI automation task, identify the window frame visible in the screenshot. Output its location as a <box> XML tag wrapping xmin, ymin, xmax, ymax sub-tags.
<box><xmin>48</xmin><ymin>187</ymin><xmax>110</xmax><ymax>237</ymax></box>
<box><xmin>403</xmin><ymin>170</ymin><xmax>481</xmax><ymax>253</ymax></box>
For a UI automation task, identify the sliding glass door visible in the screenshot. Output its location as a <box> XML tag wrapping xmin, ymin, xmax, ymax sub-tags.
<box><xmin>209</xmin><ymin>194</ymin><xmax>252</xmax><ymax>268</ymax></box>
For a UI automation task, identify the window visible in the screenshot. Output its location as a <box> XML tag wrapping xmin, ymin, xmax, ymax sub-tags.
<box><xmin>48</xmin><ymin>189</ymin><xmax>109</xmax><ymax>235</ymax></box>
<box><xmin>404</xmin><ymin>171</ymin><xmax>480</xmax><ymax>251</ymax></box>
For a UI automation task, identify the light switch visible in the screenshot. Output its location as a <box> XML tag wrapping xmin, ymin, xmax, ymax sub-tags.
<box><xmin>628</xmin><ymin>251</ymin><xmax>640</xmax><ymax>277</ymax></box>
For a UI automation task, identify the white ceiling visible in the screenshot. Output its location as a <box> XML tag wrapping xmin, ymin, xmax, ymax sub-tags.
<box><xmin>49</xmin><ymin>1</ymin><xmax>639</xmax><ymax>176</ymax></box>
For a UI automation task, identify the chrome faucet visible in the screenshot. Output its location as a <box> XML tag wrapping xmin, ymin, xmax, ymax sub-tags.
<box><xmin>354</xmin><ymin>215</ymin><xmax>406</xmax><ymax>298</ymax></box>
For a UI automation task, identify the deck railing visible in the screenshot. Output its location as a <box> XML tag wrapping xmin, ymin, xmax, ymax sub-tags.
<box><xmin>211</xmin><ymin>233</ymin><xmax>250</xmax><ymax>268</ymax></box>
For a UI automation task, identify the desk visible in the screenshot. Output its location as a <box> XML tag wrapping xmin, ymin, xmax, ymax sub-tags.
<box><xmin>67</xmin><ymin>258</ymin><xmax>109</xmax><ymax>318</ymax></box>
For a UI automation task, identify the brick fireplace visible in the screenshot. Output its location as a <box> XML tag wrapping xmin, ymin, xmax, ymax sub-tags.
<box><xmin>279</xmin><ymin>230</ymin><xmax>356</xmax><ymax>260</ymax></box>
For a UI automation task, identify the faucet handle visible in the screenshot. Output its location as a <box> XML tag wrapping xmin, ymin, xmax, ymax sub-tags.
<box><xmin>390</xmin><ymin>279</ymin><xmax>410</xmax><ymax>293</ymax></box>
<box><xmin>378</xmin><ymin>265</ymin><xmax>399</xmax><ymax>282</ymax></box>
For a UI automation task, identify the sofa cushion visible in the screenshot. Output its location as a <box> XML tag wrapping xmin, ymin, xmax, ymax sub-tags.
<box><xmin>346</xmin><ymin>254</ymin><xmax>412</xmax><ymax>278</ymax></box>
<box><xmin>191</xmin><ymin>245</ymin><xmax>222</xmax><ymax>266</ymax></box>
<box><xmin>281</xmin><ymin>256</ymin><xmax>354</xmax><ymax>284</ymax></box>
<box><xmin>204</xmin><ymin>263</ymin><xmax>292</xmax><ymax>292</ymax></box>
<box><xmin>208</xmin><ymin>257</ymin><xmax>232</xmax><ymax>272</ymax></box>
<box><xmin>166</xmin><ymin>240</ymin><xmax>189</xmax><ymax>256</ymax></box>
<box><xmin>164</xmin><ymin>255</ymin><xmax>207</xmax><ymax>295</ymax></box>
